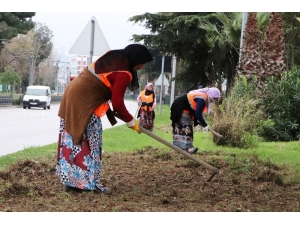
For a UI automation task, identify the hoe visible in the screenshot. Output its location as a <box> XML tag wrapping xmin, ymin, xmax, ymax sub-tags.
<box><xmin>114</xmin><ymin>109</ymin><xmax>224</xmax><ymax>182</ymax></box>
<box><xmin>139</xmin><ymin>126</ymin><xmax>221</xmax><ymax>182</ymax></box>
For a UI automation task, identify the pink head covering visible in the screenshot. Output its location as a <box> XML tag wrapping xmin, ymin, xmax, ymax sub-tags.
<box><xmin>145</xmin><ymin>82</ymin><xmax>154</xmax><ymax>90</ymax></box>
<box><xmin>188</xmin><ymin>87</ymin><xmax>220</xmax><ymax>114</ymax></box>
<box><xmin>207</xmin><ymin>87</ymin><xmax>221</xmax><ymax>99</ymax></box>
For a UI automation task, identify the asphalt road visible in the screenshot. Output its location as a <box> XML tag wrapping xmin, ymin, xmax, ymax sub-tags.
<box><xmin>0</xmin><ymin>100</ymin><xmax>139</xmax><ymax>157</ymax></box>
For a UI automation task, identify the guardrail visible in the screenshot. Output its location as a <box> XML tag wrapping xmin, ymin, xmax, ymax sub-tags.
<box><xmin>0</xmin><ymin>94</ymin><xmax>63</xmax><ymax>107</ymax></box>
<box><xmin>0</xmin><ymin>95</ymin><xmax>13</xmax><ymax>107</ymax></box>
<box><xmin>0</xmin><ymin>94</ymin><xmax>176</xmax><ymax>107</ymax></box>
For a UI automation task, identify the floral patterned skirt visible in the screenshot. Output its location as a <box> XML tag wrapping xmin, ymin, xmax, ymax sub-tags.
<box><xmin>56</xmin><ymin>114</ymin><xmax>104</xmax><ymax>190</ymax></box>
<box><xmin>172</xmin><ymin>115</ymin><xmax>194</xmax><ymax>150</ymax></box>
<box><xmin>138</xmin><ymin>108</ymin><xmax>154</xmax><ymax>131</ymax></box>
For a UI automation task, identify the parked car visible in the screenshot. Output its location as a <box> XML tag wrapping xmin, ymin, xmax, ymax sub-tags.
<box><xmin>22</xmin><ymin>85</ymin><xmax>51</xmax><ymax>110</ymax></box>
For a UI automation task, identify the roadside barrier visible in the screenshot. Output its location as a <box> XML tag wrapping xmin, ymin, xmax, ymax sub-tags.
<box><xmin>0</xmin><ymin>95</ymin><xmax>13</xmax><ymax>107</ymax></box>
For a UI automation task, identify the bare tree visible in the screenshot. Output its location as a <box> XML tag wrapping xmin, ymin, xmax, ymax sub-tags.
<box><xmin>0</xmin><ymin>22</ymin><xmax>54</xmax><ymax>89</ymax></box>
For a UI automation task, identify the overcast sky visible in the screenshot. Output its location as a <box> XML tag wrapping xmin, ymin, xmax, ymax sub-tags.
<box><xmin>32</xmin><ymin>12</ymin><xmax>152</xmax><ymax>59</ymax></box>
<box><xmin>6</xmin><ymin>1</ymin><xmax>291</xmax><ymax>61</ymax></box>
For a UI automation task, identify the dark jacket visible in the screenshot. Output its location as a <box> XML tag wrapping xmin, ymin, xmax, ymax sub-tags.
<box><xmin>170</xmin><ymin>94</ymin><xmax>195</xmax><ymax>127</ymax></box>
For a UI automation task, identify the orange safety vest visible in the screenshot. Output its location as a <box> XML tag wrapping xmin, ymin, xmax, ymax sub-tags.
<box><xmin>140</xmin><ymin>90</ymin><xmax>154</xmax><ymax>111</ymax></box>
<box><xmin>89</xmin><ymin>62</ymin><xmax>132</xmax><ymax>118</ymax></box>
<box><xmin>183</xmin><ymin>91</ymin><xmax>209</xmax><ymax>115</ymax></box>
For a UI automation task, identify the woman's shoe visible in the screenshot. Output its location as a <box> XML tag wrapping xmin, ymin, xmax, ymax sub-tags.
<box><xmin>93</xmin><ymin>185</ymin><xmax>112</xmax><ymax>195</ymax></box>
<box><xmin>63</xmin><ymin>185</ymin><xmax>83</xmax><ymax>193</ymax></box>
<box><xmin>188</xmin><ymin>147</ymin><xmax>198</xmax><ymax>154</ymax></box>
<box><xmin>63</xmin><ymin>184</ymin><xmax>112</xmax><ymax>195</ymax></box>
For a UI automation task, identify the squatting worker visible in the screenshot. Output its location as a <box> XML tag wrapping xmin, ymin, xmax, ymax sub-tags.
<box><xmin>136</xmin><ymin>82</ymin><xmax>156</xmax><ymax>131</ymax></box>
<box><xmin>56</xmin><ymin>44</ymin><xmax>153</xmax><ymax>194</ymax></box>
<box><xmin>170</xmin><ymin>87</ymin><xmax>221</xmax><ymax>155</ymax></box>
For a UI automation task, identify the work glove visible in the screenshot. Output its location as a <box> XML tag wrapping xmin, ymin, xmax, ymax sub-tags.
<box><xmin>127</xmin><ymin>118</ymin><xmax>141</xmax><ymax>134</ymax></box>
<box><xmin>202</xmin><ymin>125</ymin><xmax>209</xmax><ymax>132</ymax></box>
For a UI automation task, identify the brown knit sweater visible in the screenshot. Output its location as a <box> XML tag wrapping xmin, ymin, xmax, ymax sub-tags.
<box><xmin>58</xmin><ymin>68</ymin><xmax>117</xmax><ymax>145</ymax></box>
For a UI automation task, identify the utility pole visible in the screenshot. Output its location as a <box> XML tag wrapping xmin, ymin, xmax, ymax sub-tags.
<box><xmin>55</xmin><ymin>61</ymin><xmax>71</xmax><ymax>94</ymax></box>
<box><xmin>48</xmin><ymin>60</ymin><xmax>70</xmax><ymax>95</ymax></box>
<box><xmin>89</xmin><ymin>18</ymin><xmax>95</xmax><ymax>64</ymax></box>
<box><xmin>159</xmin><ymin>55</ymin><xmax>165</xmax><ymax>115</ymax></box>
<box><xmin>67</xmin><ymin>67</ymin><xmax>71</xmax><ymax>84</ymax></box>
<box><xmin>55</xmin><ymin>61</ymin><xmax>59</xmax><ymax>95</ymax></box>
<box><xmin>170</xmin><ymin>30</ymin><xmax>178</xmax><ymax>107</ymax></box>
<box><xmin>29</xmin><ymin>50</ymin><xmax>34</xmax><ymax>86</ymax></box>
<box><xmin>170</xmin><ymin>54</ymin><xmax>177</xmax><ymax>107</ymax></box>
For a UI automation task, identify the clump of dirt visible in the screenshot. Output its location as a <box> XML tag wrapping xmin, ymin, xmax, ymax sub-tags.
<box><xmin>0</xmin><ymin>147</ymin><xmax>300</xmax><ymax>212</ymax></box>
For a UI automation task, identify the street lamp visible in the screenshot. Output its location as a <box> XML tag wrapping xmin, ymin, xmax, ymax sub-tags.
<box><xmin>55</xmin><ymin>60</ymin><xmax>60</xmax><ymax>94</ymax></box>
<box><xmin>66</xmin><ymin>67</ymin><xmax>71</xmax><ymax>84</ymax></box>
<box><xmin>29</xmin><ymin>50</ymin><xmax>34</xmax><ymax>86</ymax></box>
<box><xmin>55</xmin><ymin>61</ymin><xmax>70</xmax><ymax>95</ymax></box>
<box><xmin>47</xmin><ymin>60</ymin><xmax>70</xmax><ymax>95</ymax></box>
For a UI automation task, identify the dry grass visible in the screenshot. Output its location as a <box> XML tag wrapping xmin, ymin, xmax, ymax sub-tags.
<box><xmin>1</xmin><ymin>146</ymin><xmax>300</xmax><ymax>212</ymax></box>
<box><xmin>210</xmin><ymin>94</ymin><xmax>264</xmax><ymax>148</ymax></box>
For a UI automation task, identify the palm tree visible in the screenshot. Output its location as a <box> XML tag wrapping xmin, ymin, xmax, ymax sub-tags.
<box><xmin>237</xmin><ymin>12</ymin><xmax>286</xmax><ymax>87</ymax></box>
<box><xmin>237</xmin><ymin>12</ymin><xmax>263</xmax><ymax>80</ymax></box>
<box><xmin>260</xmin><ymin>12</ymin><xmax>286</xmax><ymax>80</ymax></box>
<box><xmin>201</xmin><ymin>12</ymin><xmax>271</xmax><ymax>93</ymax></box>
<box><xmin>200</xmin><ymin>12</ymin><xmax>243</xmax><ymax>94</ymax></box>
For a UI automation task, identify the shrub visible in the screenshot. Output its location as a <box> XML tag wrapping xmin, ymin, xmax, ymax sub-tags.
<box><xmin>209</xmin><ymin>76</ymin><xmax>264</xmax><ymax>148</ymax></box>
<box><xmin>258</xmin><ymin>66</ymin><xmax>300</xmax><ymax>141</ymax></box>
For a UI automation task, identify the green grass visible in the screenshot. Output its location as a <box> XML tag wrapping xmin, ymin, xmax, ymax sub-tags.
<box><xmin>196</xmin><ymin>135</ymin><xmax>300</xmax><ymax>171</ymax></box>
<box><xmin>0</xmin><ymin>143</ymin><xmax>57</xmax><ymax>170</ymax></box>
<box><xmin>1</xmin><ymin>103</ymin><xmax>300</xmax><ymax>182</ymax></box>
<box><xmin>103</xmin><ymin>104</ymin><xmax>172</xmax><ymax>152</ymax></box>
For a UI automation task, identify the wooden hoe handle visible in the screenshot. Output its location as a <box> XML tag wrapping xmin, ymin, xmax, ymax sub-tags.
<box><xmin>208</xmin><ymin>127</ymin><xmax>224</xmax><ymax>138</ymax></box>
<box><xmin>139</xmin><ymin>126</ymin><xmax>219</xmax><ymax>182</ymax></box>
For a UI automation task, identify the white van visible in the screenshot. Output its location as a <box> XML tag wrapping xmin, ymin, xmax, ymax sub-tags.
<box><xmin>23</xmin><ymin>85</ymin><xmax>51</xmax><ymax>110</ymax></box>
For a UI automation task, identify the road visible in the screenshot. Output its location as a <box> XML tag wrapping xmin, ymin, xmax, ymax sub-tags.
<box><xmin>0</xmin><ymin>100</ymin><xmax>139</xmax><ymax>157</ymax></box>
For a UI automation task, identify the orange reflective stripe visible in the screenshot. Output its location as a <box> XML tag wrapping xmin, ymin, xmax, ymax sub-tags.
<box><xmin>90</xmin><ymin>62</ymin><xmax>111</xmax><ymax>117</ymax></box>
<box><xmin>140</xmin><ymin>90</ymin><xmax>154</xmax><ymax>111</ymax></box>
<box><xmin>98</xmin><ymin>72</ymin><xmax>112</xmax><ymax>89</ymax></box>
<box><xmin>187</xmin><ymin>92</ymin><xmax>209</xmax><ymax>113</ymax></box>
<box><xmin>90</xmin><ymin>61</ymin><xmax>133</xmax><ymax>118</ymax></box>
<box><xmin>183</xmin><ymin>109</ymin><xmax>190</xmax><ymax>115</ymax></box>
<box><xmin>94</xmin><ymin>102</ymin><xmax>110</xmax><ymax>118</ymax></box>
<box><xmin>182</xmin><ymin>110</ymin><xmax>194</xmax><ymax>120</ymax></box>
<box><xmin>90</xmin><ymin>62</ymin><xmax>112</xmax><ymax>89</ymax></box>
